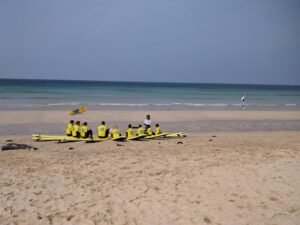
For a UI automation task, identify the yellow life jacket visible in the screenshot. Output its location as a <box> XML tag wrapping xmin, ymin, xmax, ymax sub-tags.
<box><xmin>98</xmin><ymin>125</ymin><xmax>107</xmax><ymax>137</ymax></box>
<box><xmin>80</xmin><ymin>125</ymin><xmax>88</xmax><ymax>138</ymax></box>
<box><xmin>112</xmin><ymin>128</ymin><xmax>121</xmax><ymax>138</ymax></box>
<box><xmin>72</xmin><ymin>124</ymin><xmax>80</xmax><ymax>137</ymax></box>
<box><xmin>66</xmin><ymin>123</ymin><xmax>73</xmax><ymax>135</ymax></box>
<box><xmin>126</xmin><ymin>128</ymin><xmax>135</xmax><ymax>138</ymax></box>
<box><xmin>155</xmin><ymin>127</ymin><xmax>162</xmax><ymax>135</ymax></box>
<box><xmin>137</xmin><ymin>127</ymin><xmax>145</xmax><ymax>135</ymax></box>
<box><xmin>146</xmin><ymin>127</ymin><xmax>153</xmax><ymax>136</ymax></box>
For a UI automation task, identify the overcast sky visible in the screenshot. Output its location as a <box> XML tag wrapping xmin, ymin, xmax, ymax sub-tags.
<box><xmin>0</xmin><ymin>0</ymin><xmax>299</xmax><ymax>85</ymax></box>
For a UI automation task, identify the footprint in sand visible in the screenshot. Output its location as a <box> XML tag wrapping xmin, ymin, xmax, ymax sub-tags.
<box><xmin>269</xmin><ymin>196</ymin><xmax>278</xmax><ymax>201</ymax></box>
<box><xmin>203</xmin><ymin>217</ymin><xmax>212</xmax><ymax>223</ymax></box>
<box><xmin>287</xmin><ymin>206</ymin><xmax>298</xmax><ymax>214</ymax></box>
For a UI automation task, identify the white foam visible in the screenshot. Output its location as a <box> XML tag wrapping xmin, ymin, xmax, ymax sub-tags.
<box><xmin>96</xmin><ymin>103</ymin><xmax>148</xmax><ymax>106</ymax></box>
<box><xmin>285</xmin><ymin>104</ymin><xmax>296</xmax><ymax>106</ymax></box>
<box><xmin>47</xmin><ymin>102</ymin><xmax>80</xmax><ymax>106</ymax></box>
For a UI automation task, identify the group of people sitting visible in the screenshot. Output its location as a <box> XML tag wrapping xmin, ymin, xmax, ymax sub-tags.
<box><xmin>65</xmin><ymin>115</ymin><xmax>162</xmax><ymax>139</ymax></box>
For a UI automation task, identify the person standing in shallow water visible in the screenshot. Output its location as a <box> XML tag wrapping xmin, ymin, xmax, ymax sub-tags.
<box><xmin>241</xmin><ymin>94</ymin><xmax>246</xmax><ymax>111</ymax></box>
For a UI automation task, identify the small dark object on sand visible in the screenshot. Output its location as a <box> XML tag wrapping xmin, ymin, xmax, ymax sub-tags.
<box><xmin>117</xmin><ymin>144</ymin><xmax>123</xmax><ymax>146</ymax></box>
<box><xmin>2</xmin><ymin>143</ymin><xmax>38</xmax><ymax>151</ymax></box>
<box><xmin>158</xmin><ymin>142</ymin><xmax>161</xmax><ymax>144</ymax></box>
<box><xmin>69</xmin><ymin>147</ymin><xmax>74</xmax><ymax>150</ymax></box>
<box><xmin>177</xmin><ymin>141</ymin><xmax>183</xmax><ymax>144</ymax></box>
<box><xmin>6</xmin><ymin>140</ymin><xmax>13</xmax><ymax>142</ymax></box>
<box><xmin>209</xmin><ymin>139</ymin><xmax>213</xmax><ymax>142</ymax></box>
<box><xmin>212</xmin><ymin>135</ymin><xmax>217</xmax><ymax>138</ymax></box>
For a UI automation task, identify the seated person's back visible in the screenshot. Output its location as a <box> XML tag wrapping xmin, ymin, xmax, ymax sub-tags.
<box><xmin>155</xmin><ymin>123</ymin><xmax>162</xmax><ymax>135</ymax></box>
<box><xmin>112</xmin><ymin>126</ymin><xmax>121</xmax><ymax>138</ymax></box>
<box><xmin>137</xmin><ymin>124</ymin><xmax>145</xmax><ymax>136</ymax></box>
<box><xmin>98</xmin><ymin>121</ymin><xmax>109</xmax><ymax>138</ymax></box>
<box><xmin>126</xmin><ymin>124</ymin><xmax>135</xmax><ymax>138</ymax></box>
<box><xmin>66</xmin><ymin>120</ymin><xmax>74</xmax><ymax>136</ymax></box>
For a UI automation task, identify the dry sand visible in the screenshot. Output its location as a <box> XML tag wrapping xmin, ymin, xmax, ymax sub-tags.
<box><xmin>0</xmin><ymin>110</ymin><xmax>299</xmax><ymax>225</ymax></box>
<box><xmin>1</xmin><ymin>131</ymin><xmax>300</xmax><ymax>225</ymax></box>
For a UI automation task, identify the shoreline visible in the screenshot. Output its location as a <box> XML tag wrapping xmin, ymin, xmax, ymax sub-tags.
<box><xmin>1</xmin><ymin>105</ymin><xmax>299</xmax><ymax>111</ymax></box>
<box><xmin>1</xmin><ymin>110</ymin><xmax>300</xmax><ymax>124</ymax></box>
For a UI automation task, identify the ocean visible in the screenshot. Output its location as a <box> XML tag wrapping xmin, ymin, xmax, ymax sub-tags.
<box><xmin>0</xmin><ymin>79</ymin><xmax>299</xmax><ymax>110</ymax></box>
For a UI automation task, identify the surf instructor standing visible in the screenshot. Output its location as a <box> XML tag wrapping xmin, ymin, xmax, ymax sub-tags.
<box><xmin>144</xmin><ymin>114</ymin><xmax>151</xmax><ymax>129</ymax></box>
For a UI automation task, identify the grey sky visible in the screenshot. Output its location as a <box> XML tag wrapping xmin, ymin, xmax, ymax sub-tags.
<box><xmin>0</xmin><ymin>0</ymin><xmax>299</xmax><ymax>85</ymax></box>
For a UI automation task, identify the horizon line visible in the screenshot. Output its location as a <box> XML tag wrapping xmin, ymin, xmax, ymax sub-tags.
<box><xmin>0</xmin><ymin>77</ymin><xmax>299</xmax><ymax>87</ymax></box>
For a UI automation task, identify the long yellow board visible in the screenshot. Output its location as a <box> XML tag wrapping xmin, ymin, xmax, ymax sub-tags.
<box><xmin>32</xmin><ymin>132</ymin><xmax>186</xmax><ymax>142</ymax></box>
<box><xmin>68</xmin><ymin>107</ymin><xmax>87</xmax><ymax>115</ymax></box>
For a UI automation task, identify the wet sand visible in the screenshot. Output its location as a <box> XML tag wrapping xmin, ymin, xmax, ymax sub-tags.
<box><xmin>0</xmin><ymin>110</ymin><xmax>300</xmax><ymax>136</ymax></box>
<box><xmin>1</xmin><ymin>110</ymin><xmax>300</xmax><ymax>125</ymax></box>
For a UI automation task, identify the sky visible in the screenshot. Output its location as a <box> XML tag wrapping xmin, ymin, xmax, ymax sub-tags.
<box><xmin>0</xmin><ymin>0</ymin><xmax>299</xmax><ymax>85</ymax></box>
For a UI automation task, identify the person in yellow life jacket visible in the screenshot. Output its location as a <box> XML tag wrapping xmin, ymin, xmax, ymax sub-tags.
<box><xmin>126</xmin><ymin>124</ymin><xmax>135</xmax><ymax>138</ymax></box>
<box><xmin>98</xmin><ymin>121</ymin><xmax>109</xmax><ymax>138</ymax></box>
<box><xmin>137</xmin><ymin>124</ymin><xmax>145</xmax><ymax>136</ymax></box>
<box><xmin>111</xmin><ymin>125</ymin><xmax>121</xmax><ymax>138</ymax></box>
<box><xmin>155</xmin><ymin>123</ymin><xmax>162</xmax><ymax>135</ymax></box>
<box><xmin>146</xmin><ymin>125</ymin><xmax>153</xmax><ymax>136</ymax></box>
<box><xmin>72</xmin><ymin>121</ymin><xmax>80</xmax><ymax>137</ymax></box>
<box><xmin>80</xmin><ymin>122</ymin><xmax>93</xmax><ymax>139</ymax></box>
<box><xmin>66</xmin><ymin>120</ymin><xmax>74</xmax><ymax>136</ymax></box>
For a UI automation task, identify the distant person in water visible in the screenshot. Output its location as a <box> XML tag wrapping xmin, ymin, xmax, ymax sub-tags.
<box><xmin>241</xmin><ymin>94</ymin><xmax>246</xmax><ymax>111</ymax></box>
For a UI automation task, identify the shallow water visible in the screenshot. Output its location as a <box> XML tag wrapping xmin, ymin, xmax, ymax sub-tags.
<box><xmin>1</xmin><ymin>79</ymin><xmax>299</xmax><ymax>110</ymax></box>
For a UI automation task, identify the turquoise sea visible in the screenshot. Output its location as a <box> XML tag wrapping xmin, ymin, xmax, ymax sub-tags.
<box><xmin>0</xmin><ymin>79</ymin><xmax>299</xmax><ymax>110</ymax></box>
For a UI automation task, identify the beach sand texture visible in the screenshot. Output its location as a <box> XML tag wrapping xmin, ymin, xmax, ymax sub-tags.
<box><xmin>1</xmin><ymin>111</ymin><xmax>300</xmax><ymax>136</ymax></box>
<box><xmin>1</xmin><ymin>131</ymin><xmax>300</xmax><ymax>225</ymax></box>
<box><xmin>1</xmin><ymin>110</ymin><xmax>300</xmax><ymax>125</ymax></box>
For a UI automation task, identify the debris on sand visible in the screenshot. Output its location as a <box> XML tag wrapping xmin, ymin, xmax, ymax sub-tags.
<box><xmin>2</xmin><ymin>143</ymin><xmax>38</xmax><ymax>151</ymax></box>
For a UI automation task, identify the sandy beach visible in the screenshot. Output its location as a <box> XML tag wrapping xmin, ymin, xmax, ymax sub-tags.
<box><xmin>0</xmin><ymin>110</ymin><xmax>300</xmax><ymax>136</ymax></box>
<box><xmin>0</xmin><ymin>110</ymin><xmax>300</xmax><ymax>225</ymax></box>
<box><xmin>1</xmin><ymin>0</ymin><xmax>300</xmax><ymax>223</ymax></box>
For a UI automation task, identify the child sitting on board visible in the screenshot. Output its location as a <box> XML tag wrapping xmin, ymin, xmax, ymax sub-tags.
<box><xmin>66</xmin><ymin>120</ymin><xmax>74</xmax><ymax>136</ymax></box>
<box><xmin>137</xmin><ymin>124</ymin><xmax>145</xmax><ymax>136</ymax></box>
<box><xmin>126</xmin><ymin>124</ymin><xmax>135</xmax><ymax>138</ymax></box>
<box><xmin>155</xmin><ymin>123</ymin><xmax>162</xmax><ymax>135</ymax></box>
<box><xmin>80</xmin><ymin>122</ymin><xmax>93</xmax><ymax>139</ymax></box>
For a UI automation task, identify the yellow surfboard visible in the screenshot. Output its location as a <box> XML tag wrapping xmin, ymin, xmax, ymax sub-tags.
<box><xmin>32</xmin><ymin>134</ymin><xmax>108</xmax><ymax>142</ymax></box>
<box><xmin>112</xmin><ymin>136</ymin><xmax>127</xmax><ymax>141</ymax></box>
<box><xmin>144</xmin><ymin>133</ymin><xmax>168</xmax><ymax>139</ymax></box>
<box><xmin>127</xmin><ymin>134</ymin><xmax>147</xmax><ymax>140</ymax></box>
<box><xmin>164</xmin><ymin>132</ymin><xmax>186</xmax><ymax>137</ymax></box>
<box><xmin>68</xmin><ymin>106</ymin><xmax>87</xmax><ymax>115</ymax></box>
